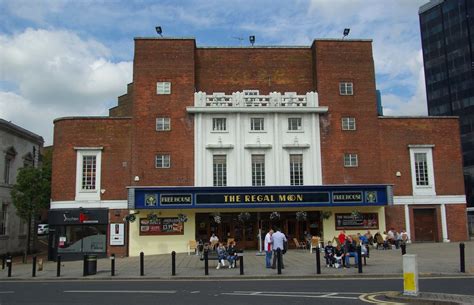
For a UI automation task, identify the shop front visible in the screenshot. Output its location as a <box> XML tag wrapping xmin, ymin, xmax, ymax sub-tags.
<box><xmin>127</xmin><ymin>185</ymin><xmax>392</xmax><ymax>255</ymax></box>
<box><xmin>48</xmin><ymin>208</ymin><xmax>108</xmax><ymax>261</ymax></box>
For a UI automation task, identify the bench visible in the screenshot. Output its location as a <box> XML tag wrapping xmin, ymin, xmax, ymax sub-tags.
<box><xmin>200</xmin><ymin>249</ymin><xmax>243</xmax><ymax>267</ymax></box>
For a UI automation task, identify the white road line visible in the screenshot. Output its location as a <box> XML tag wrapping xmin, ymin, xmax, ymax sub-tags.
<box><xmin>222</xmin><ymin>291</ymin><xmax>358</xmax><ymax>299</ymax></box>
<box><xmin>0</xmin><ymin>291</ymin><xmax>14</xmax><ymax>294</ymax></box>
<box><xmin>63</xmin><ymin>290</ymin><xmax>176</xmax><ymax>294</ymax></box>
<box><xmin>190</xmin><ymin>291</ymin><xmax>200</xmax><ymax>294</ymax></box>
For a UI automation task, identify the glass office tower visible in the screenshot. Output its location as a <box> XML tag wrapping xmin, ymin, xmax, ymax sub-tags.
<box><xmin>419</xmin><ymin>0</ymin><xmax>474</xmax><ymax>206</ymax></box>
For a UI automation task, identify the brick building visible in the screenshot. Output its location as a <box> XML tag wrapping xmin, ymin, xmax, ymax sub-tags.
<box><xmin>50</xmin><ymin>37</ymin><xmax>468</xmax><ymax>259</ymax></box>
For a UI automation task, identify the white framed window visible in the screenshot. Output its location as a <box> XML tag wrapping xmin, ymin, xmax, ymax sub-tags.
<box><xmin>156</xmin><ymin>117</ymin><xmax>171</xmax><ymax>131</ymax></box>
<box><xmin>251</xmin><ymin>118</ymin><xmax>264</xmax><ymax>131</ymax></box>
<box><xmin>344</xmin><ymin>153</ymin><xmax>358</xmax><ymax>167</ymax></box>
<box><xmin>156</xmin><ymin>154</ymin><xmax>171</xmax><ymax>168</ymax></box>
<box><xmin>156</xmin><ymin>82</ymin><xmax>171</xmax><ymax>94</ymax></box>
<box><xmin>342</xmin><ymin>117</ymin><xmax>356</xmax><ymax>130</ymax></box>
<box><xmin>252</xmin><ymin>154</ymin><xmax>265</xmax><ymax>186</ymax></box>
<box><xmin>290</xmin><ymin>154</ymin><xmax>303</xmax><ymax>186</ymax></box>
<box><xmin>213</xmin><ymin>155</ymin><xmax>227</xmax><ymax>186</ymax></box>
<box><xmin>243</xmin><ymin>90</ymin><xmax>259</xmax><ymax>96</ymax></box>
<box><xmin>212</xmin><ymin>118</ymin><xmax>227</xmax><ymax>131</ymax></box>
<box><xmin>339</xmin><ymin>82</ymin><xmax>353</xmax><ymax>95</ymax></box>
<box><xmin>75</xmin><ymin>148</ymin><xmax>102</xmax><ymax>201</ymax></box>
<box><xmin>409</xmin><ymin>146</ymin><xmax>436</xmax><ymax>195</ymax></box>
<box><xmin>0</xmin><ymin>203</ymin><xmax>7</xmax><ymax>236</ymax></box>
<box><xmin>288</xmin><ymin>117</ymin><xmax>302</xmax><ymax>131</ymax></box>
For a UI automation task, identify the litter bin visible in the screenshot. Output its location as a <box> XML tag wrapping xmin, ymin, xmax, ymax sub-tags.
<box><xmin>83</xmin><ymin>255</ymin><xmax>97</xmax><ymax>276</ymax></box>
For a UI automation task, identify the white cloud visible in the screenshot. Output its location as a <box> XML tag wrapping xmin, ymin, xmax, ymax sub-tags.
<box><xmin>0</xmin><ymin>28</ymin><xmax>132</xmax><ymax>145</ymax></box>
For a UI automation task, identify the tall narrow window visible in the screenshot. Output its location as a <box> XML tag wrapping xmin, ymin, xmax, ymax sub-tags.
<box><xmin>4</xmin><ymin>147</ymin><xmax>16</xmax><ymax>184</ymax></box>
<box><xmin>156</xmin><ymin>82</ymin><xmax>171</xmax><ymax>94</ymax></box>
<box><xmin>212</xmin><ymin>118</ymin><xmax>227</xmax><ymax>131</ymax></box>
<box><xmin>156</xmin><ymin>117</ymin><xmax>171</xmax><ymax>131</ymax></box>
<box><xmin>290</xmin><ymin>154</ymin><xmax>303</xmax><ymax>186</ymax></box>
<box><xmin>156</xmin><ymin>154</ymin><xmax>171</xmax><ymax>168</ymax></box>
<box><xmin>339</xmin><ymin>82</ymin><xmax>353</xmax><ymax>95</ymax></box>
<box><xmin>288</xmin><ymin>118</ymin><xmax>302</xmax><ymax>131</ymax></box>
<box><xmin>251</xmin><ymin>118</ymin><xmax>264</xmax><ymax>131</ymax></box>
<box><xmin>414</xmin><ymin>153</ymin><xmax>429</xmax><ymax>186</ymax></box>
<box><xmin>82</xmin><ymin>155</ymin><xmax>97</xmax><ymax>190</ymax></box>
<box><xmin>213</xmin><ymin>155</ymin><xmax>227</xmax><ymax>186</ymax></box>
<box><xmin>0</xmin><ymin>203</ymin><xmax>7</xmax><ymax>236</ymax></box>
<box><xmin>344</xmin><ymin>153</ymin><xmax>358</xmax><ymax>167</ymax></box>
<box><xmin>252</xmin><ymin>155</ymin><xmax>265</xmax><ymax>186</ymax></box>
<box><xmin>341</xmin><ymin>117</ymin><xmax>356</xmax><ymax>130</ymax></box>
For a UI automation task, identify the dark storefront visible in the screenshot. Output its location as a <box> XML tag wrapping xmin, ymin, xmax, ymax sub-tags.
<box><xmin>48</xmin><ymin>209</ymin><xmax>108</xmax><ymax>261</ymax></box>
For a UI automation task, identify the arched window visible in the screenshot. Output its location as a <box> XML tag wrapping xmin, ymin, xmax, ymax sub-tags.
<box><xmin>4</xmin><ymin>147</ymin><xmax>16</xmax><ymax>184</ymax></box>
<box><xmin>23</xmin><ymin>152</ymin><xmax>34</xmax><ymax>167</ymax></box>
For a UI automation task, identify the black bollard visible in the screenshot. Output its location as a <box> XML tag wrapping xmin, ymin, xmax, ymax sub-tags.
<box><xmin>111</xmin><ymin>254</ymin><xmax>115</xmax><ymax>276</ymax></box>
<box><xmin>32</xmin><ymin>256</ymin><xmax>37</xmax><ymax>277</ymax></box>
<box><xmin>83</xmin><ymin>255</ymin><xmax>87</xmax><ymax>276</ymax></box>
<box><xmin>56</xmin><ymin>255</ymin><xmax>61</xmax><ymax>277</ymax></box>
<box><xmin>401</xmin><ymin>244</ymin><xmax>406</xmax><ymax>255</ymax></box>
<box><xmin>2</xmin><ymin>254</ymin><xmax>5</xmax><ymax>270</ymax></box>
<box><xmin>357</xmin><ymin>246</ymin><xmax>362</xmax><ymax>274</ymax></box>
<box><xmin>277</xmin><ymin>248</ymin><xmax>282</xmax><ymax>275</ymax></box>
<box><xmin>239</xmin><ymin>255</ymin><xmax>244</xmax><ymax>275</ymax></box>
<box><xmin>204</xmin><ymin>250</ymin><xmax>209</xmax><ymax>276</ymax></box>
<box><xmin>7</xmin><ymin>256</ymin><xmax>12</xmax><ymax>277</ymax></box>
<box><xmin>171</xmin><ymin>251</ymin><xmax>176</xmax><ymax>276</ymax></box>
<box><xmin>140</xmin><ymin>252</ymin><xmax>144</xmax><ymax>276</ymax></box>
<box><xmin>460</xmin><ymin>243</ymin><xmax>466</xmax><ymax>273</ymax></box>
<box><xmin>316</xmin><ymin>247</ymin><xmax>321</xmax><ymax>274</ymax></box>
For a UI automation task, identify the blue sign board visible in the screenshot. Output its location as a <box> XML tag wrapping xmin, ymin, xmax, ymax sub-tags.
<box><xmin>131</xmin><ymin>185</ymin><xmax>392</xmax><ymax>209</ymax></box>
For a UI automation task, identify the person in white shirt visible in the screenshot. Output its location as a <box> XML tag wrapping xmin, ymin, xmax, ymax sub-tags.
<box><xmin>264</xmin><ymin>229</ymin><xmax>273</xmax><ymax>268</ymax></box>
<box><xmin>209</xmin><ymin>233</ymin><xmax>219</xmax><ymax>249</ymax></box>
<box><xmin>271</xmin><ymin>228</ymin><xmax>287</xmax><ymax>269</ymax></box>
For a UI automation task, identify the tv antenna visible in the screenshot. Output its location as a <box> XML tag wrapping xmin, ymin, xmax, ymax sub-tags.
<box><xmin>232</xmin><ymin>36</ymin><xmax>244</xmax><ymax>46</ymax></box>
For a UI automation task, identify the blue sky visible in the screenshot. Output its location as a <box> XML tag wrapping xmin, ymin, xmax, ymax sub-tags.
<box><xmin>0</xmin><ymin>0</ymin><xmax>429</xmax><ymax>145</ymax></box>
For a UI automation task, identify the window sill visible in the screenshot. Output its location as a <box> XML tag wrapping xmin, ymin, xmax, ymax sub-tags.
<box><xmin>287</xmin><ymin>130</ymin><xmax>304</xmax><ymax>133</ymax></box>
<box><xmin>249</xmin><ymin>130</ymin><xmax>266</xmax><ymax>133</ymax></box>
<box><xmin>344</xmin><ymin>165</ymin><xmax>359</xmax><ymax>168</ymax></box>
<box><xmin>210</xmin><ymin>131</ymin><xmax>229</xmax><ymax>133</ymax></box>
<box><xmin>0</xmin><ymin>235</ymin><xmax>9</xmax><ymax>240</ymax></box>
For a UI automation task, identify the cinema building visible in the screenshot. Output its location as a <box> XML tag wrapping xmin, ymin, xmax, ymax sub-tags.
<box><xmin>50</xmin><ymin>37</ymin><xmax>468</xmax><ymax>259</ymax></box>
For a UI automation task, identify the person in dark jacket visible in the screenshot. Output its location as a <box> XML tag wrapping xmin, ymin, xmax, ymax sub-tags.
<box><xmin>344</xmin><ymin>236</ymin><xmax>359</xmax><ymax>268</ymax></box>
<box><xmin>324</xmin><ymin>241</ymin><xmax>335</xmax><ymax>267</ymax></box>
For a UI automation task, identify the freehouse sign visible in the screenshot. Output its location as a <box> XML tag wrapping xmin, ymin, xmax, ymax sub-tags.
<box><xmin>131</xmin><ymin>185</ymin><xmax>391</xmax><ymax>209</ymax></box>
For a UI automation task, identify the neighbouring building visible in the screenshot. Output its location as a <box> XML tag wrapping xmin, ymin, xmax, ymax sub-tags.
<box><xmin>50</xmin><ymin>36</ymin><xmax>468</xmax><ymax>260</ymax></box>
<box><xmin>0</xmin><ymin>119</ymin><xmax>43</xmax><ymax>256</ymax></box>
<box><xmin>419</xmin><ymin>1</ymin><xmax>474</xmax><ymax>211</ymax></box>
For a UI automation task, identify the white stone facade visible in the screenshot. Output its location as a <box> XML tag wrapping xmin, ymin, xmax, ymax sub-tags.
<box><xmin>188</xmin><ymin>91</ymin><xmax>328</xmax><ymax>187</ymax></box>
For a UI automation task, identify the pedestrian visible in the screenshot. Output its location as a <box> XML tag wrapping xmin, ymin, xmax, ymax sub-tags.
<box><xmin>264</xmin><ymin>228</ymin><xmax>273</xmax><ymax>268</ymax></box>
<box><xmin>271</xmin><ymin>227</ymin><xmax>287</xmax><ymax>269</ymax></box>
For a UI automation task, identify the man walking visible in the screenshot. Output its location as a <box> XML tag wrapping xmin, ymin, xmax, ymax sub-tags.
<box><xmin>264</xmin><ymin>229</ymin><xmax>273</xmax><ymax>268</ymax></box>
<box><xmin>271</xmin><ymin>227</ymin><xmax>287</xmax><ymax>269</ymax></box>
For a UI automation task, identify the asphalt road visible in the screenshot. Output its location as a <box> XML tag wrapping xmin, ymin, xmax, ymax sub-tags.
<box><xmin>0</xmin><ymin>277</ymin><xmax>473</xmax><ymax>305</ymax></box>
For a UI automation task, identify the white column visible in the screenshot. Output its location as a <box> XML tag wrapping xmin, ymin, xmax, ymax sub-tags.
<box><xmin>404</xmin><ymin>204</ymin><xmax>412</xmax><ymax>243</ymax></box>
<box><xmin>440</xmin><ymin>203</ymin><xmax>450</xmax><ymax>242</ymax></box>
<box><xmin>273</xmin><ymin>113</ymin><xmax>281</xmax><ymax>185</ymax></box>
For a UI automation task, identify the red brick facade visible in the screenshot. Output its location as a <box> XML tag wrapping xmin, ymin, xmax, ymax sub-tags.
<box><xmin>51</xmin><ymin>37</ymin><xmax>468</xmax><ymax>258</ymax></box>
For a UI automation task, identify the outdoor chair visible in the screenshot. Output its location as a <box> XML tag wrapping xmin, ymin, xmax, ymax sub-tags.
<box><xmin>310</xmin><ymin>236</ymin><xmax>320</xmax><ymax>253</ymax></box>
<box><xmin>188</xmin><ymin>240</ymin><xmax>198</xmax><ymax>255</ymax></box>
<box><xmin>293</xmin><ymin>238</ymin><xmax>306</xmax><ymax>251</ymax></box>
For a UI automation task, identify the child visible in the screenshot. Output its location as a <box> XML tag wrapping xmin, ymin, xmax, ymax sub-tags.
<box><xmin>334</xmin><ymin>244</ymin><xmax>344</xmax><ymax>269</ymax></box>
<box><xmin>216</xmin><ymin>243</ymin><xmax>228</xmax><ymax>269</ymax></box>
<box><xmin>324</xmin><ymin>241</ymin><xmax>335</xmax><ymax>267</ymax></box>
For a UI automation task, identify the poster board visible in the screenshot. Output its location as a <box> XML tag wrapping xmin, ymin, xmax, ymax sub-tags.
<box><xmin>110</xmin><ymin>223</ymin><xmax>125</xmax><ymax>246</ymax></box>
<box><xmin>139</xmin><ymin>218</ymin><xmax>184</xmax><ymax>236</ymax></box>
<box><xmin>335</xmin><ymin>213</ymin><xmax>379</xmax><ymax>230</ymax></box>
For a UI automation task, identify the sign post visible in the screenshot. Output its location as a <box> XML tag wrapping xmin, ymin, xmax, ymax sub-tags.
<box><xmin>403</xmin><ymin>254</ymin><xmax>419</xmax><ymax>296</ymax></box>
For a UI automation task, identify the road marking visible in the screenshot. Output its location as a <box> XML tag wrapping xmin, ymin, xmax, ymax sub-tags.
<box><xmin>223</xmin><ymin>291</ymin><xmax>359</xmax><ymax>300</ymax></box>
<box><xmin>190</xmin><ymin>291</ymin><xmax>200</xmax><ymax>294</ymax></box>
<box><xmin>359</xmin><ymin>292</ymin><xmax>406</xmax><ymax>304</ymax></box>
<box><xmin>64</xmin><ymin>290</ymin><xmax>176</xmax><ymax>294</ymax></box>
<box><xmin>0</xmin><ymin>291</ymin><xmax>14</xmax><ymax>294</ymax></box>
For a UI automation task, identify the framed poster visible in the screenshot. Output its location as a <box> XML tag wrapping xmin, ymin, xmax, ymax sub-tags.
<box><xmin>335</xmin><ymin>213</ymin><xmax>379</xmax><ymax>230</ymax></box>
<box><xmin>139</xmin><ymin>218</ymin><xmax>184</xmax><ymax>236</ymax></box>
<box><xmin>110</xmin><ymin>223</ymin><xmax>125</xmax><ymax>246</ymax></box>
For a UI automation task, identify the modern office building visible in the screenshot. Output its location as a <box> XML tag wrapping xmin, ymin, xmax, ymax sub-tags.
<box><xmin>419</xmin><ymin>0</ymin><xmax>474</xmax><ymax>206</ymax></box>
<box><xmin>50</xmin><ymin>36</ymin><xmax>468</xmax><ymax>259</ymax></box>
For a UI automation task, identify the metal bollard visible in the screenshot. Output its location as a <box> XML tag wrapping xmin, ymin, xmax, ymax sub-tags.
<box><xmin>7</xmin><ymin>256</ymin><xmax>12</xmax><ymax>277</ymax></box>
<box><xmin>277</xmin><ymin>248</ymin><xmax>282</xmax><ymax>275</ymax></box>
<box><xmin>56</xmin><ymin>255</ymin><xmax>61</xmax><ymax>277</ymax></box>
<box><xmin>401</xmin><ymin>244</ymin><xmax>407</xmax><ymax>255</ymax></box>
<box><xmin>239</xmin><ymin>255</ymin><xmax>244</xmax><ymax>275</ymax></box>
<box><xmin>460</xmin><ymin>243</ymin><xmax>465</xmax><ymax>273</ymax></box>
<box><xmin>32</xmin><ymin>256</ymin><xmax>37</xmax><ymax>277</ymax></box>
<box><xmin>2</xmin><ymin>255</ymin><xmax>5</xmax><ymax>270</ymax></box>
<box><xmin>140</xmin><ymin>252</ymin><xmax>144</xmax><ymax>276</ymax></box>
<box><xmin>204</xmin><ymin>250</ymin><xmax>209</xmax><ymax>276</ymax></box>
<box><xmin>316</xmin><ymin>247</ymin><xmax>321</xmax><ymax>274</ymax></box>
<box><xmin>83</xmin><ymin>255</ymin><xmax>87</xmax><ymax>276</ymax></box>
<box><xmin>111</xmin><ymin>254</ymin><xmax>115</xmax><ymax>276</ymax></box>
<box><xmin>357</xmin><ymin>246</ymin><xmax>362</xmax><ymax>274</ymax></box>
<box><xmin>171</xmin><ymin>251</ymin><xmax>176</xmax><ymax>276</ymax></box>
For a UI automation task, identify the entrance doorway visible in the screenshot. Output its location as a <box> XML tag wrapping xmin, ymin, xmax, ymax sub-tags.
<box><xmin>413</xmin><ymin>208</ymin><xmax>438</xmax><ymax>242</ymax></box>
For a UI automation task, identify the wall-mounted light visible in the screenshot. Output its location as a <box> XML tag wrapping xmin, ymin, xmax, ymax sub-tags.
<box><xmin>249</xmin><ymin>35</ymin><xmax>255</xmax><ymax>46</ymax></box>
<box><xmin>342</xmin><ymin>28</ymin><xmax>350</xmax><ymax>39</ymax></box>
<box><xmin>396</xmin><ymin>171</ymin><xmax>402</xmax><ymax>177</ymax></box>
<box><xmin>129</xmin><ymin>210</ymin><xmax>140</xmax><ymax>215</ymax></box>
<box><xmin>100</xmin><ymin>189</ymin><xmax>106</xmax><ymax>194</ymax></box>
<box><xmin>134</xmin><ymin>176</ymin><xmax>140</xmax><ymax>182</ymax></box>
<box><xmin>155</xmin><ymin>26</ymin><xmax>163</xmax><ymax>37</ymax></box>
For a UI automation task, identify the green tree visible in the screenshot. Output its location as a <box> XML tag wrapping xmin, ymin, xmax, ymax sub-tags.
<box><xmin>11</xmin><ymin>151</ymin><xmax>51</xmax><ymax>254</ymax></box>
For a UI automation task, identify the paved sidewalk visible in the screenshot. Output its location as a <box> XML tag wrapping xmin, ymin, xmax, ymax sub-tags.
<box><xmin>1</xmin><ymin>241</ymin><xmax>473</xmax><ymax>280</ymax></box>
